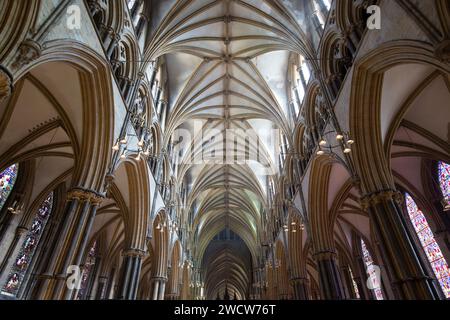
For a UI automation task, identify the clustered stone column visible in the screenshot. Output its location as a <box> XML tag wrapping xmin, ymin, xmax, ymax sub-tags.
<box><xmin>117</xmin><ymin>248</ymin><xmax>145</xmax><ymax>300</ymax></box>
<box><xmin>32</xmin><ymin>188</ymin><xmax>103</xmax><ymax>300</ymax></box>
<box><xmin>313</xmin><ymin>250</ymin><xmax>345</xmax><ymax>300</ymax></box>
<box><xmin>360</xmin><ymin>190</ymin><xmax>440</xmax><ymax>299</ymax></box>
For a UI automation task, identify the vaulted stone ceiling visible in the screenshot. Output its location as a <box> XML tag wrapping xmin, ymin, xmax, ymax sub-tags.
<box><xmin>143</xmin><ymin>0</ymin><xmax>316</xmax><ymax>298</ymax></box>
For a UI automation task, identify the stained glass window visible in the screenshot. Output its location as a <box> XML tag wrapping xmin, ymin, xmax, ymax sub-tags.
<box><xmin>348</xmin><ymin>266</ymin><xmax>360</xmax><ymax>299</ymax></box>
<box><xmin>361</xmin><ymin>239</ymin><xmax>384</xmax><ymax>300</ymax></box>
<box><xmin>0</xmin><ymin>164</ymin><xmax>18</xmax><ymax>212</ymax></box>
<box><xmin>438</xmin><ymin>161</ymin><xmax>450</xmax><ymax>210</ymax></box>
<box><xmin>76</xmin><ymin>241</ymin><xmax>97</xmax><ymax>300</ymax></box>
<box><xmin>405</xmin><ymin>193</ymin><xmax>450</xmax><ymax>298</ymax></box>
<box><xmin>1</xmin><ymin>192</ymin><xmax>53</xmax><ymax>297</ymax></box>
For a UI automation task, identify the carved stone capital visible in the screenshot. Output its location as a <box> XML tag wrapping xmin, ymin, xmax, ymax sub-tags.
<box><xmin>151</xmin><ymin>276</ymin><xmax>168</xmax><ymax>283</ymax></box>
<box><xmin>90</xmin><ymin>194</ymin><xmax>104</xmax><ymax>206</ymax></box>
<box><xmin>67</xmin><ymin>187</ymin><xmax>104</xmax><ymax>205</ymax></box>
<box><xmin>67</xmin><ymin>189</ymin><xmax>86</xmax><ymax>201</ymax></box>
<box><xmin>359</xmin><ymin>189</ymin><xmax>404</xmax><ymax>211</ymax></box>
<box><xmin>123</xmin><ymin>248</ymin><xmax>146</xmax><ymax>258</ymax></box>
<box><xmin>312</xmin><ymin>249</ymin><xmax>337</xmax><ymax>261</ymax></box>
<box><xmin>0</xmin><ymin>65</ymin><xmax>13</xmax><ymax>102</ymax></box>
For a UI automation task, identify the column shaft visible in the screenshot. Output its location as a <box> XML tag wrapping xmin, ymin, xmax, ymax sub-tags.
<box><xmin>291</xmin><ymin>277</ymin><xmax>310</xmax><ymax>300</ymax></box>
<box><xmin>314</xmin><ymin>251</ymin><xmax>345</xmax><ymax>300</ymax></box>
<box><xmin>117</xmin><ymin>250</ymin><xmax>144</xmax><ymax>300</ymax></box>
<box><xmin>361</xmin><ymin>191</ymin><xmax>440</xmax><ymax>299</ymax></box>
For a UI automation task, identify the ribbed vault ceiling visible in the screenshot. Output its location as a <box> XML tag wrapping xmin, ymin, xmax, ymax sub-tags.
<box><xmin>144</xmin><ymin>0</ymin><xmax>315</xmax><ymax>298</ymax></box>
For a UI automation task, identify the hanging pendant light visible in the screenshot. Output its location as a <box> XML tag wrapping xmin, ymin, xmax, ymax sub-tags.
<box><xmin>319</xmin><ymin>139</ymin><xmax>327</xmax><ymax>146</ymax></box>
<box><xmin>112</xmin><ymin>141</ymin><xmax>120</xmax><ymax>151</ymax></box>
<box><xmin>135</xmin><ymin>152</ymin><xmax>141</xmax><ymax>161</ymax></box>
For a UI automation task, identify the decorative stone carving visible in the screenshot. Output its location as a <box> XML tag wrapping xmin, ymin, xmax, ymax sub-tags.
<box><xmin>0</xmin><ymin>65</ymin><xmax>13</xmax><ymax>102</ymax></box>
<box><xmin>12</xmin><ymin>39</ymin><xmax>42</xmax><ymax>71</ymax></box>
<box><xmin>359</xmin><ymin>189</ymin><xmax>405</xmax><ymax>211</ymax></box>
<box><xmin>103</xmin><ymin>173</ymin><xmax>115</xmax><ymax>196</ymax></box>
<box><xmin>435</xmin><ymin>39</ymin><xmax>450</xmax><ymax>63</ymax></box>
<box><xmin>67</xmin><ymin>187</ymin><xmax>104</xmax><ymax>205</ymax></box>
<box><xmin>123</xmin><ymin>248</ymin><xmax>147</xmax><ymax>258</ymax></box>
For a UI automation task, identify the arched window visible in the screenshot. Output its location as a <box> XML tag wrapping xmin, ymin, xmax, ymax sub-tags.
<box><xmin>361</xmin><ymin>239</ymin><xmax>384</xmax><ymax>300</ymax></box>
<box><xmin>348</xmin><ymin>266</ymin><xmax>361</xmax><ymax>299</ymax></box>
<box><xmin>438</xmin><ymin>161</ymin><xmax>450</xmax><ymax>210</ymax></box>
<box><xmin>300</xmin><ymin>57</ymin><xmax>311</xmax><ymax>85</ymax></box>
<box><xmin>0</xmin><ymin>164</ymin><xmax>18</xmax><ymax>212</ymax></box>
<box><xmin>76</xmin><ymin>241</ymin><xmax>97</xmax><ymax>300</ymax></box>
<box><xmin>294</xmin><ymin>56</ymin><xmax>311</xmax><ymax>107</ymax></box>
<box><xmin>405</xmin><ymin>193</ymin><xmax>450</xmax><ymax>298</ymax></box>
<box><xmin>313</xmin><ymin>0</ymin><xmax>331</xmax><ymax>28</ymax></box>
<box><xmin>1</xmin><ymin>192</ymin><xmax>54</xmax><ymax>297</ymax></box>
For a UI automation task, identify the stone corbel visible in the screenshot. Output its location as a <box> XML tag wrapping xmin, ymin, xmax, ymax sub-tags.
<box><xmin>67</xmin><ymin>188</ymin><xmax>105</xmax><ymax>205</ymax></box>
<box><xmin>435</xmin><ymin>39</ymin><xmax>450</xmax><ymax>63</ymax></box>
<box><xmin>103</xmin><ymin>173</ymin><xmax>115</xmax><ymax>196</ymax></box>
<box><xmin>12</xmin><ymin>39</ymin><xmax>42</xmax><ymax>71</ymax></box>
<box><xmin>0</xmin><ymin>65</ymin><xmax>14</xmax><ymax>102</ymax></box>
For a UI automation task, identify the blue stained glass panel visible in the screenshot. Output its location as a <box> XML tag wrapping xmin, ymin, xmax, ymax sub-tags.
<box><xmin>438</xmin><ymin>162</ymin><xmax>450</xmax><ymax>209</ymax></box>
<box><xmin>0</xmin><ymin>164</ymin><xmax>18</xmax><ymax>211</ymax></box>
<box><xmin>1</xmin><ymin>192</ymin><xmax>53</xmax><ymax>297</ymax></box>
<box><xmin>405</xmin><ymin>192</ymin><xmax>450</xmax><ymax>298</ymax></box>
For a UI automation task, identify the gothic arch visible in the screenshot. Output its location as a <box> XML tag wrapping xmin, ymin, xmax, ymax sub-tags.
<box><xmin>0</xmin><ymin>0</ymin><xmax>40</xmax><ymax>63</ymax></box>
<box><xmin>151</xmin><ymin>209</ymin><xmax>169</xmax><ymax>278</ymax></box>
<box><xmin>350</xmin><ymin>40</ymin><xmax>450</xmax><ymax>194</ymax></box>
<box><xmin>11</xmin><ymin>40</ymin><xmax>116</xmax><ymax>191</ymax></box>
